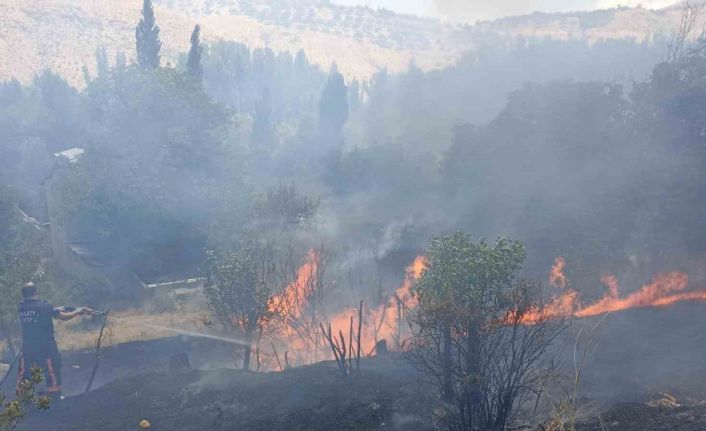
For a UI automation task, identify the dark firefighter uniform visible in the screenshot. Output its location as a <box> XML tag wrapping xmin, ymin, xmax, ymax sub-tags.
<box><xmin>17</xmin><ymin>298</ymin><xmax>63</xmax><ymax>395</ymax></box>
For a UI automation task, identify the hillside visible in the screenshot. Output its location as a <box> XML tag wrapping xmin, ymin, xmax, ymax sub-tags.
<box><xmin>0</xmin><ymin>0</ymin><xmax>464</xmax><ymax>86</ymax></box>
<box><xmin>0</xmin><ymin>0</ymin><xmax>695</xmax><ymax>87</ymax></box>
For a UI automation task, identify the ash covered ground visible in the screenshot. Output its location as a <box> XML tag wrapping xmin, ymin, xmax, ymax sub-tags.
<box><xmin>8</xmin><ymin>301</ymin><xmax>706</xmax><ymax>431</ymax></box>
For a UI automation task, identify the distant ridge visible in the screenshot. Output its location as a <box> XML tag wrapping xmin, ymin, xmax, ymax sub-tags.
<box><xmin>0</xmin><ymin>0</ymin><xmax>696</xmax><ymax>87</ymax></box>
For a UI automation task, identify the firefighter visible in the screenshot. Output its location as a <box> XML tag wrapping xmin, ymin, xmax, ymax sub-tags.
<box><xmin>16</xmin><ymin>282</ymin><xmax>96</xmax><ymax>399</ymax></box>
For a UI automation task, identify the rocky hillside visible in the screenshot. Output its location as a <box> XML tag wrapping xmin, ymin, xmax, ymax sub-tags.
<box><xmin>0</xmin><ymin>0</ymin><xmax>693</xmax><ymax>87</ymax></box>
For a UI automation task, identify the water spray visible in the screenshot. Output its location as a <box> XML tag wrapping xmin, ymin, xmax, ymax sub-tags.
<box><xmin>61</xmin><ymin>306</ymin><xmax>251</xmax><ymax>347</ymax></box>
<box><xmin>104</xmin><ymin>315</ymin><xmax>251</xmax><ymax>347</ymax></box>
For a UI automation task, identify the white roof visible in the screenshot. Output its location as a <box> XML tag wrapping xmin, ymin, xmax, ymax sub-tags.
<box><xmin>53</xmin><ymin>147</ymin><xmax>84</xmax><ymax>163</ymax></box>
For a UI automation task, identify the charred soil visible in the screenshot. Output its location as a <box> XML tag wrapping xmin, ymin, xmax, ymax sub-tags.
<box><xmin>577</xmin><ymin>403</ymin><xmax>706</xmax><ymax>431</ymax></box>
<box><xmin>18</xmin><ymin>354</ymin><xmax>436</xmax><ymax>431</ymax></box>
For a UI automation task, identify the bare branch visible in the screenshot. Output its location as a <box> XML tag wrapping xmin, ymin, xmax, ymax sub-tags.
<box><xmin>667</xmin><ymin>0</ymin><xmax>704</xmax><ymax>62</ymax></box>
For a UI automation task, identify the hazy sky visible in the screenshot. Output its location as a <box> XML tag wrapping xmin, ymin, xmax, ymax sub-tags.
<box><xmin>331</xmin><ymin>0</ymin><xmax>678</xmax><ymax>21</ymax></box>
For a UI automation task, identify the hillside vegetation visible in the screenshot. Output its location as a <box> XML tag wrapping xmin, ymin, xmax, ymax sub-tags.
<box><xmin>0</xmin><ymin>0</ymin><xmax>697</xmax><ymax>87</ymax></box>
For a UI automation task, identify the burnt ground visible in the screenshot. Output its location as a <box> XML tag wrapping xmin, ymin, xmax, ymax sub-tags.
<box><xmin>17</xmin><ymin>355</ymin><xmax>437</xmax><ymax>431</ymax></box>
<box><xmin>576</xmin><ymin>403</ymin><xmax>706</xmax><ymax>431</ymax></box>
<box><xmin>1</xmin><ymin>336</ymin><xmax>236</xmax><ymax>398</ymax></box>
<box><xmin>7</xmin><ymin>301</ymin><xmax>706</xmax><ymax>430</ymax></box>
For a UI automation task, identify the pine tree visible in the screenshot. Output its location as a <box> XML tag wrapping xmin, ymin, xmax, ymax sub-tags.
<box><xmin>318</xmin><ymin>63</ymin><xmax>348</xmax><ymax>146</ymax></box>
<box><xmin>135</xmin><ymin>0</ymin><xmax>161</xmax><ymax>69</ymax></box>
<box><xmin>187</xmin><ymin>24</ymin><xmax>203</xmax><ymax>81</ymax></box>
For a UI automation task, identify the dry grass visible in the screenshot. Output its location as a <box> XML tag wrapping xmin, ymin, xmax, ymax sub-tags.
<box><xmin>54</xmin><ymin>309</ymin><xmax>212</xmax><ymax>352</ymax></box>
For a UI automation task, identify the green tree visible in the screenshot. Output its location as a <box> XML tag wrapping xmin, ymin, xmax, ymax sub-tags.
<box><xmin>186</xmin><ymin>24</ymin><xmax>203</xmax><ymax>82</ymax></box>
<box><xmin>135</xmin><ymin>0</ymin><xmax>161</xmax><ymax>69</ymax></box>
<box><xmin>411</xmin><ymin>232</ymin><xmax>564</xmax><ymax>431</ymax></box>
<box><xmin>318</xmin><ymin>63</ymin><xmax>348</xmax><ymax>146</ymax></box>
<box><xmin>203</xmin><ymin>243</ymin><xmax>276</xmax><ymax>371</ymax></box>
<box><xmin>55</xmin><ymin>68</ymin><xmax>242</xmax><ymax>295</ymax></box>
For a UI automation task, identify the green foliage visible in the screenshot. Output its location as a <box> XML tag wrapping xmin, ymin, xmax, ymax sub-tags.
<box><xmin>202</xmin><ymin>42</ymin><xmax>325</xmax><ymax>126</ymax></box>
<box><xmin>204</xmin><ymin>244</ymin><xmax>275</xmax><ymax>331</ymax></box>
<box><xmin>56</xmin><ymin>67</ymin><xmax>243</xmax><ymax>258</ymax></box>
<box><xmin>414</xmin><ymin>232</ymin><xmax>526</xmax><ymax>323</ymax></box>
<box><xmin>0</xmin><ymin>366</ymin><xmax>50</xmax><ymax>431</ymax></box>
<box><xmin>0</xmin><ymin>71</ymin><xmax>81</xmax><ymax>174</ymax></box>
<box><xmin>203</xmin><ymin>243</ymin><xmax>276</xmax><ymax>369</ymax></box>
<box><xmin>251</xmin><ymin>183</ymin><xmax>320</xmax><ymax>230</ymax></box>
<box><xmin>136</xmin><ymin>0</ymin><xmax>161</xmax><ymax>69</ymax></box>
<box><xmin>410</xmin><ymin>233</ymin><xmax>561</xmax><ymax>431</ymax></box>
<box><xmin>318</xmin><ymin>64</ymin><xmax>348</xmax><ymax>144</ymax></box>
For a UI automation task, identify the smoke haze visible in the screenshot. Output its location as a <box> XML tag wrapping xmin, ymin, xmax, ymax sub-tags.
<box><xmin>4</xmin><ymin>1</ymin><xmax>706</xmax><ymax>429</ymax></box>
<box><xmin>432</xmin><ymin>0</ymin><xmax>678</xmax><ymax>21</ymax></box>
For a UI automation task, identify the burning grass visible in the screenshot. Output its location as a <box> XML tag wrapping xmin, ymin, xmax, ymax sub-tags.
<box><xmin>519</xmin><ymin>258</ymin><xmax>706</xmax><ymax>324</ymax></box>
<box><xmin>41</xmin><ymin>255</ymin><xmax>706</xmax><ymax>371</ymax></box>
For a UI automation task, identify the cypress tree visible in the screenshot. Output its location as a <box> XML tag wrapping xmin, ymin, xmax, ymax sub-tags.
<box><xmin>135</xmin><ymin>0</ymin><xmax>161</xmax><ymax>69</ymax></box>
<box><xmin>318</xmin><ymin>63</ymin><xmax>348</xmax><ymax>146</ymax></box>
<box><xmin>187</xmin><ymin>24</ymin><xmax>203</xmax><ymax>81</ymax></box>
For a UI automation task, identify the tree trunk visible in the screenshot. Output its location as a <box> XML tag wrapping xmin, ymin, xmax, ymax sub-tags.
<box><xmin>242</xmin><ymin>328</ymin><xmax>253</xmax><ymax>371</ymax></box>
<box><xmin>442</xmin><ymin>323</ymin><xmax>454</xmax><ymax>401</ymax></box>
<box><xmin>466</xmin><ymin>324</ymin><xmax>481</xmax><ymax>429</ymax></box>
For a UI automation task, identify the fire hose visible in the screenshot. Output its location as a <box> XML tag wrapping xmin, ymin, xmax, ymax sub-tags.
<box><xmin>58</xmin><ymin>306</ymin><xmax>106</xmax><ymax>316</ymax></box>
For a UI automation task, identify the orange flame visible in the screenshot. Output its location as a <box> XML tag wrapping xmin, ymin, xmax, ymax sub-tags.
<box><xmin>318</xmin><ymin>255</ymin><xmax>427</xmax><ymax>356</ymax></box>
<box><xmin>271</xmin><ymin>253</ymin><xmax>706</xmax><ymax>366</ymax></box>
<box><xmin>366</xmin><ymin>255</ymin><xmax>426</xmax><ymax>348</ymax></box>
<box><xmin>267</xmin><ymin>253</ymin><xmax>427</xmax><ymax>365</ymax></box>
<box><xmin>519</xmin><ymin>257</ymin><xmax>704</xmax><ymax>324</ymax></box>
<box><xmin>575</xmin><ymin>271</ymin><xmax>690</xmax><ymax>317</ymax></box>
<box><xmin>268</xmin><ymin>249</ymin><xmax>319</xmax><ymax>320</ymax></box>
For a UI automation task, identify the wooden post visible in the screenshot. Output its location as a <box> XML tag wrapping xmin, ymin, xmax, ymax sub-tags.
<box><xmin>348</xmin><ymin>316</ymin><xmax>354</xmax><ymax>371</ymax></box>
<box><xmin>271</xmin><ymin>342</ymin><xmax>283</xmax><ymax>372</ymax></box>
<box><xmin>356</xmin><ymin>300</ymin><xmax>363</xmax><ymax>371</ymax></box>
<box><xmin>254</xmin><ymin>327</ymin><xmax>263</xmax><ymax>372</ymax></box>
